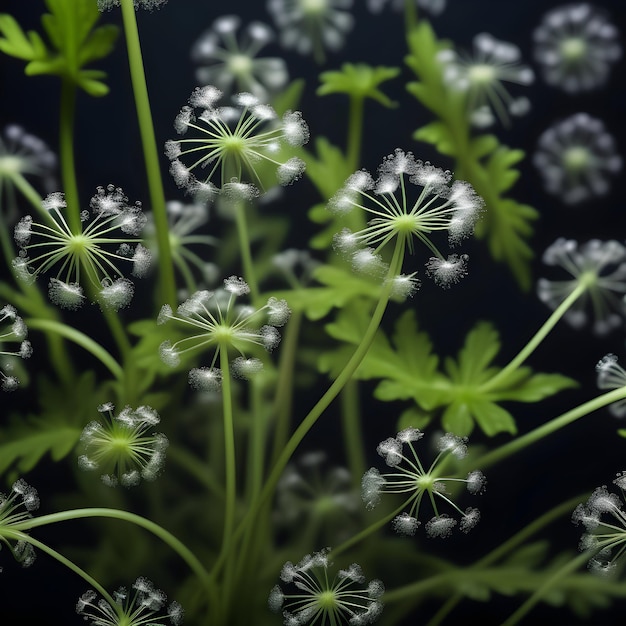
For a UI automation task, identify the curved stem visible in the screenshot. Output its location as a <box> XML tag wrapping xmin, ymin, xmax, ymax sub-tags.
<box><xmin>25</xmin><ymin>317</ymin><xmax>123</xmax><ymax>381</ymax></box>
<box><xmin>8</xmin><ymin>531</ymin><xmax>116</xmax><ymax>607</ymax></box>
<box><xmin>119</xmin><ymin>0</ymin><xmax>176</xmax><ymax>306</ymax></box>
<box><xmin>471</xmin><ymin>386</ymin><xmax>626</xmax><ymax>472</ymax></box>
<box><xmin>480</xmin><ymin>282</ymin><xmax>587</xmax><ymax>393</ymax></box>
<box><xmin>14</xmin><ymin>508</ymin><xmax>214</xmax><ymax>599</ymax></box>
<box><xmin>501</xmin><ymin>551</ymin><xmax>592</xmax><ymax>626</ymax></box>
<box><xmin>212</xmin><ymin>238</ymin><xmax>405</xmax><ymax>580</ymax></box>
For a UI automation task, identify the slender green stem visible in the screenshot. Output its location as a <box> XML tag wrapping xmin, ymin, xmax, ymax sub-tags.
<box><xmin>480</xmin><ymin>282</ymin><xmax>587</xmax><ymax>393</ymax></box>
<box><xmin>233</xmin><ymin>199</ymin><xmax>259</xmax><ymax>302</ymax></box>
<box><xmin>119</xmin><ymin>0</ymin><xmax>176</xmax><ymax>306</ymax></box>
<box><xmin>501</xmin><ymin>551</ymin><xmax>592</xmax><ymax>626</ymax></box>
<box><xmin>346</xmin><ymin>96</ymin><xmax>363</xmax><ymax>172</ymax></box>
<box><xmin>14</xmin><ymin>508</ymin><xmax>214</xmax><ymax>598</ymax></box>
<box><xmin>270</xmin><ymin>307</ymin><xmax>302</xmax><ymax>464</ymax></box>
<box><xmin>472</xmin><ymin>386</ymin><xmax>626</xmax><ymax>472</ymax></box>
<box><xmin>340</xmin><ymin>378</ymin><xmax>366</xmax><ymax>482</ymax></box>
<box><xmin>7</xmin><ymin>531</ymin><xmax>116</xmax><ymax>607</ymax></box>
<box><xmin>331</xmin><ymin>502</ymin><xmax>408</xmax><ymax>561</ymax></box>
<box><xmin>211</xmin><ymin>238</ymin><xmax>406</xmax><ymax>581</ymax></box>
<box><xmin>26</xmin><ymin>317</ymin><xmax>123</xmax><ymax>381</ymax></box>
<box><xmin>59</xmin><ymin>79</ymin><xmax>82</xmax><ymax>234</ymax></box>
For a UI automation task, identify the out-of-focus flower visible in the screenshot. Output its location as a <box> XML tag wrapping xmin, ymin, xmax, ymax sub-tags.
<box><xmin>533</xmin><ymin>113</ymin><xmax>621</xmax><ymax>205</ymax></box>
<box><xmin>596</xmin><ymin>354</ymin><xmax>626</xmax><ymax>418</ymax></box>
<box><xmin>78</xmin><ymin>403</ymin><xmax>169</xmax><ymax>488</ymax></box>
<box><xmin>537</xmin><ymin>238</ymin><xmax>626</xmax><ymax>335</ymax></box>
<box><xmin>533</xmin><ymin>3</ymin><xmax>622</xmax><ymax>93</ymax></box>
<box><xmin>267</xmin><ymin>0</ymin><xmax>354</xmax><ymax>63</ymax></box>
<box><xmin>191</xmin><ymin>15</ymin><xmax>288</xmax><ymax>101</ymax></box>
<box><xmin>0</xmin><ymin>479</ymin><xmax>39</xmax><ymax>571</ymax></box>
<box><xmin>0</xmin><ymin>304</ymin><xmax>32</xmax><ymax>391</ymax></box>
<box><xmin>438</xmin><ymin>33</ymin><xmax>534</xmax><ymax>127</ymax></box>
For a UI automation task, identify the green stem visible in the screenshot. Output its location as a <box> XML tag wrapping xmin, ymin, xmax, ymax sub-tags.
<box><xmin>472</xmin><ymin>386</ymin><xmax>626</xmax><ymax>472</ymax></box>
<box><xmin>480</xmin><ymin>282</ymin><xmax>587</xmax><ymax>393</ymax></box>
<box><xmin>15</xmin><ymin>508</ymin><xmax>214</xmax><ymax>599</ymax></box>
<box><xmin>26</xmin><ymin>317</ymin><xmax>123</xmax><ymax>381</ymax></box>
<box><xmin>501</xmin><ymin>551</ymin><xmax>592</xmax><ymax>626</ymax></box>
<box><xmin>59</xmin><ymin>79</ymin><xmax>81</xmax><ymax>234</ymax></box>
<box><xmin>9</xmin><ymin>532</ymin><xmax>116</xmax><ymax>607</ymax></box>
<box><xmin>119</xmin><ymin>0</ymin><xmax>176</xmax><ymax>306</ymax></box>
<box><xmin>270</xmin><ymin>307</ymin><xmax>302</xmax><ymax>464</ymax></box>
<box><xmin>233</xmin><ymin>199</ymin><xmax>259</xmax><ymax>302</ymax></box>
<box><xmin>340</xmin><ymin>379</ymin><xmax>366</xmax><ymax>482</ymax></box>
<box><xmin>346</xmin><ymin>96</ymin><xmax>363</xmax><ymax>172</ymax></box>
<box><xmin>212</xmin><ymin>238</ymin><xmax>405</xmax><ymax>580</ymax></box>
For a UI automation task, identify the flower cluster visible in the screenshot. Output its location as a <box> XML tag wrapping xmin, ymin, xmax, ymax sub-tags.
<box><xmin>572</xmin><ymin>476</ymin><xmax>626</xmax><ymax>575</ymax></box>
<box><xmin>78</xmin><ymin>403</ymin><xmax>169</xmax><ymax>488</ymax></box>
<box><xmin>533</xmin><ymin>113</ymin><xmax>621</xmax><ymax>205</ymax></box>
<box><xmin>13</xmin><ymin>186</ymin><xmax>151</xmax><ymax>310</ymax></box>
<box><xmin>533</xmin><ymin>3</ymin><xmax>622</xmax><ymax>93</ymax></box>
<box><xmin>0</xmin><ymin>304</ymin><xmax>32</xmax><ymax>391</ymax></box>
<box><xmin>596</xmin><ymin>354</ymin><xmax>626</xmax><ymax>418</ymax></box>
<box><xmin>269</xmin><ymin>548</ymin><xmax>384</xmax><ymax>625</ymax></box>
<box><xmin>329</xmin><ymin>149</ymin><xmax>483</xmax><ymax>288</ymax></box>
<box><xmin>537</xmin><ymin>238</ymin><xmax>626</xmax><ymax>335</ymax></box>
<box><xmin>267</xmin><ymin>0</ymin><xmax>354</xmax><ymax>62</ymax></box>
<box><xmin>76</xmin><ymin>577</ymin><xmax>183</xmax><ymax>626</ymax></box>
<box><xmin>166</xmin><ymin>86</ymin><xmax>308</xmax><ymax>201</ymax></box>
<box><xmin>0</xmin><ymin>479</ymin><xmax>39</xmax><ymax>571</ymax></box>
<box><xmin>97</xmin><ymin>0</ymin><xmax>167</xmax><ymax>11</ymax></box>
<box><xmin>191</xmin><ymin>15</ymin><xmax>288</xmax><ymax>101</ymax></box>
<box><xmin>438</xmin><ymin>32</ymin><xmax>534</xmax><ymax>127</ymax></box>
<box><xmin>157</xmin><ymin>276</ymin><xmax>290</xmax><ymax>391</ymax></box>
<box><xmin>362</xmin><ymin>429</ymin><xmax>486</xmax><ymax>538</ymax></box>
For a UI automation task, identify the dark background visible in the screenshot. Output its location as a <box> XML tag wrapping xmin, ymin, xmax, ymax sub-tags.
<box><xmin>1</xmin><ymin>0</ymin><xmax>626</xmax><ymax>623</ymax></box>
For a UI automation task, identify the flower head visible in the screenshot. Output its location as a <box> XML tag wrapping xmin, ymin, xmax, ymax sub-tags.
<box><xmin>0</xmin><ymin>125</ymin><xmax>56</xmax><ymax>218</ymax></box>
<box><xmin>572</xmin><ymin>478</ymin><xmax>626</xmax><ymax>575</ymax></box>
<box><xmin>191</xmin><ymin>15</ymin><xmax>288</xmax><ymax>101</ymax></box>
<box><xmin>76</xmin><ymin>577</ymin><xmax>183</xmax><ymax>625</ymax></box>
<box><xmin>533</xmin><ymin>3</ymin><xmax>622</xmax><ymax>93</ymax></box>
<box><xmin>0</xmin><ymin>479</ymin><xmax>39</xmax><ymax>571</ymax></box>
<box><xmin>267</xmin><ymin>0</ymin><xmax>354</xmax><ymax>63</ymax></box>
<box><xmin>166</xmin><ymin>87</ymin><xmax>308</xmax><ymax>199</ymax></box>
<box><xmin>275</xmin><ymin>452</ymin><xmax>360</xmax><ymax>544</ymax></box>
<box><xmin>596</xmin><ymin>354</ymin><xmax>626</xmax><ymax>418</ymax></box>
<box><xmin>533</xmin><ymin>113</ymin><xmax>621</xmax><ymax>205</ymax></box>
<box><xmin>157</xmin><ymin>277</ymin><xmax>290</xmax><ymax>391</ymax></box>
<box><xmin>0</xmin><ymin>304</ymin><xmax>32</xmax><ymax>391</ymax></box>
<box><xmin>438</xmin><ymin>32</ymin><xmax>534</xmax><ymax>127</ymax></box>
<box><xmin>269</xmin><ymin>548</ymin><xmax>384</xmax><ymax>625</ymax></box>
<box><xmin>78</xmin><ymin>403</ymin><xmax>169</xmax><ymax>488</ymax></box>
<box><xmin>367</xmin><ymin>0</ymin><xmax>445</xmax><ymax>16</ymax></box>
<box><xmin>537</xmin><ymin>238</ymin><xmax>626</xmax><ymax>335</ymax></box>
<box><xmin>362</xmin><ymin>428</ymin><xmax>485</xmax><ymax>538</ymax></box>
<box><xmin>144</xmin><ymin>200</ymin><xmax>218</xmax><ymax>294</ymax></box>
<box><xmin>13</xmin><ymin>185</ymin><xmax>151</xmax><ymax>310</ymax></box>
<box><xmin>328</xmin><ymin>149</ymin><xmax>482</xmax><ymax>286</ymax></box>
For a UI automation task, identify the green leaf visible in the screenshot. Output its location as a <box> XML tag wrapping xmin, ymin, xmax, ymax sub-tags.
<box><xmin>0</xmin><ymin>0</ymin><xmax>119</xmax><ymax>96</ymax></box>
<box><xmin>318</xmin><ymin>63</ymin><xmax>400</xmax><ymax>108</ymax></box>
